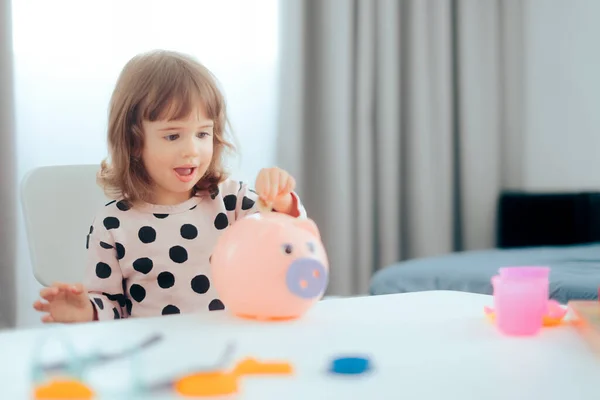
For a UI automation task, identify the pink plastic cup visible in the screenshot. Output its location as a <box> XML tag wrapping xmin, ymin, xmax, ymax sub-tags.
<box><xmin>498</xmin><ymin>266</ymin><xmax>550</xmax><ymax>280</ymax></box>
<box><xmin>491</xmin><ymin>274</ymin><xmax>547</xmax><ymax>336</ymax></box>
<box><xmin>498</xmin><ymin>266</ymin><xmax>550</xmax><ymax>302</ymax></box>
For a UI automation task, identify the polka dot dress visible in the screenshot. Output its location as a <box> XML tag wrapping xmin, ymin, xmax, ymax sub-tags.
<box><xmin>83</xmin><ymin>178</ymin><xmax>306</xmax><ymax>320</ymax></box>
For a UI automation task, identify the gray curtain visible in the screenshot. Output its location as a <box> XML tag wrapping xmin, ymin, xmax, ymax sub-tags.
<box><xmin>276</xmin><ymin>0</ymin><xmax>525</xmax><ymax>296</ymax></box>
<box><xmin>0</xmin><ymin>0</ymin><xmax>17</xmax><ymax>328</ymax></box>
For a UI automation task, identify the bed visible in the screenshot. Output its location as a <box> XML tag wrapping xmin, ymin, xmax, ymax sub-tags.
<box><xmin>369</xmin><ymin>243</ymin><xmax>600</xmax><ymax>303</ymax></box>
<box><xmin>369</xmin><ymin>191</ymin><xmax>600</xmax><ymax>304</ymax></box>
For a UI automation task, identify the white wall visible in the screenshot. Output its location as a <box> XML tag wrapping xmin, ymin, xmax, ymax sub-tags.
<box><xmin>12</xmin><ymin>0</ymin><xmax>279</xmax><ymax>327</ymax></box>
<box><xmin>523</xmin><ymin>0</ymin><xmax>600</xmax><ymax>191</ymax></box>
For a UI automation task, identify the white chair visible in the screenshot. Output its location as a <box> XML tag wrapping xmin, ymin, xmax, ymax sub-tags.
<box><xmin>21</xmin><ymin>164</ymin><xmax>111</xmax><ymax>286</ymax></box>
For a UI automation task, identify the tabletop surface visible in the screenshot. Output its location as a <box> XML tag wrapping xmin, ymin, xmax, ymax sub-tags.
<box><xmin>1</xmin><ymin>290</ymin><xmax>598</xmax><ymax>399</ymax></box>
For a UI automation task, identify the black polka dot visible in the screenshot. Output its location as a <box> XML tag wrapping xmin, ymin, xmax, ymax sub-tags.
<box><xmin>191</xmin><ymin>275</ymin><xmax>210</xmax><ymax>294</ymax></box>
<box><xmin>86</xmin><ymin>235</ymin><xmax>90</xmax><ymax>250</ymax></box>
<box><xmin>103</xmin><ymin>292</ymin><xmax>127</xmax><ymax>307</ymax></box>
<box><xmin>115</xmin><ymin>243</ymin><xmax>125</xmax><ymax>260</ymax></box>
<box><xmin>153</xmin><ymin>213</ymin><xmax>169</xmax><ymax>219</ymax></box>
<box><xmin>130</xmin><ymin>284</ymin><xmax>146</xmax><ymax>303</ymax></box>
<box><xmin>180</xmin><ymin>224</ymin><xmax>198</xmax><ymax>240</ymax></box>
<box><xmin>190</xmin><ymin>205</ymin><xmax>197</xmax><ymax>210</ymax></box>
<box><xmin>113</xmin><ymin>307</ymin><xmax>120</xmax><ymax>319</ymax></box>
<box><xmin>157</xmin><ymin>271</ymin><xmax>175</xmax><ymax>289</ymax></box>
<box><xmin>105</xmin><ymin>200</ymin><xmax>116</xmax><ymax>206</ymax></box>
<box><xmin>100</xmin><ymin>241</ymin><xmax>113</xmax><ymax>249</ymax></box>
<box><xmin>210</xmin><ymin>185</ymin><xmax>220</xmax><ymax>199</ymax></box>
<box><xmin>93</xmin><ymin>298</ymin><xmax>104</xmax><ymax>310</ymax></box>
<box><xmin>169</xmin><ymin>246</ymin><xmax>188</xmax><ymax>263</ymax></box>
<box><xmin>223</xmin><ymin>195</ymin><xmax>237</xmax><ymax>211</ymax></box>
<box><xmin>96</xmin><ymin>262</ymin><xmax>112</xmax><ymax>279</ymax></box>
<box><xmin>133</xmin><ymin>257</ymin><xmax>153</xmax><ymax>274</ymax></box>
<box><xmin>214</xmin><ymin>213</ymin><xmax>229</xmax><ymax>230</ymax></box>
<box><xmin>209</xmin><ymin>299</ymin><xmax>225</xmax><ymax>311</ymax></box>
<box><xmin>162</xmin><ymin>305</ymin><xmax>180</xmax><ymax>315</ymax></box>
<box><xmin>238</xmin><ymin>181</ymin><xmax>243</xmax><ymax>192</ymax></box>
<box><xmin>89</xmin><ymin>225</ymin><xmax>94</xmax><ymax>234</ymax></box>
<box><xmin>138</xmin><ymin>226</ymin><xmax>156</xmax><ymax>243</ymax></box>
<box><xmin>126</xmin><ymin>299</ymin><xmax>133</xmax><ymax>316</ymax></box>
<box><xmin>241</xmin><ymin>196</ymin><xmax>255</xmax><ymax>210</ymax></box>
<box><xmin>209</xmin><ymin>254</ymin><xmax>212</xmax><ymax>263</ymax></box>
<box><xmin>103</xmin><ymin>217</ymin><xmax>120</xmax><ymax>230</ymax></box>
<box><xmin>116</xmin><ymin>200</ymin><xmax>130</xmax><ymax>211</ymax></box>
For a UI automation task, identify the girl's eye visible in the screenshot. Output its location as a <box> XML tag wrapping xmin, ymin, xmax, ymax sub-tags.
<box><xmin>165</xmin><ymin>134</ymin><xmax>179</xmax><ymax>141</ymax></box>
<box><xmin>282</xmin><ymin>244</ymin><xmax>293</xmax><ymax>255</ymax></box>
<box><xmin>197</xmin><ymin>132</ymin><xmax>210</xmax><ymax>138</ymax></box>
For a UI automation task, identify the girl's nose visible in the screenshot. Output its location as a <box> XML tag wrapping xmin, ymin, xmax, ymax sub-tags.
<box><xmin>182</xmin><ymin>136</ymin><xmax>200</xmax><ymax>157</ymax></box>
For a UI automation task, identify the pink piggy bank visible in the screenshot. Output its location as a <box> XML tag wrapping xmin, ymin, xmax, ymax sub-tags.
<box><xmin>210</xmin><ymin>212</ymin><xmax>329</xmax><ymax>320</ymax></box>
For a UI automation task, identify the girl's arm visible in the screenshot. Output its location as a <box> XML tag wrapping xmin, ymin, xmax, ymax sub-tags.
<box><xmin>83</xmin><ymin>219</ymin><xmax>129</xmax><ymax>320</ymax></box>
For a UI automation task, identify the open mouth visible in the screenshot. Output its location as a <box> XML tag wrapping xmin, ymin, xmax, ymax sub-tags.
<box><xmin>174</xmin><ymin>167</ymin><xmax>197</xmax><ymax>182</ymax></box>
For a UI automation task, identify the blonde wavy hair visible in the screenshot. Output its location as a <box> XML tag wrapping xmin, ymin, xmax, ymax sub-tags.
<box><xmin>98</xmin><ymin>50</ymin><xmax>235</xmax><ymax>203</ymax></box>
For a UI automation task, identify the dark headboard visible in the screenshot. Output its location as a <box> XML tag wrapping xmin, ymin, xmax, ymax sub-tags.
<box><xmin>497</xmin><ymin>191</ymin><xmax>600</xmax><ymax>248</ymax></box>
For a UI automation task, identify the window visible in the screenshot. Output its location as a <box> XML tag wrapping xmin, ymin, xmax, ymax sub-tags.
<box><xmin>12</xmin><ymin>0</ymin><xmax>280</xmax><ymax>184</ymax></box>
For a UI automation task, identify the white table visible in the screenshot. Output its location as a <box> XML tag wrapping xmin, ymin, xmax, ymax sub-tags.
<box><xmin>1</xmin><ymin>290</ymin><xmax>599</xmax><ymax>399</ymax></box>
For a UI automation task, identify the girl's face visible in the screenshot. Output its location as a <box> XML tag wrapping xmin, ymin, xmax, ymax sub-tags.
<box><xmin>141</xmin><ymin>105</ymin><xmax>214</xmax><ymax>205</ymax></box>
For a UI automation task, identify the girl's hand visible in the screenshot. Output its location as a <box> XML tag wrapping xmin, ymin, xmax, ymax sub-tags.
<box><xmin>33</xmin><ymin>282</ymin><xmax>95</xmax><ymax>323</ymax></box>
<box><xmin>255</xmin><ymin>167</ymin><xmax>297</xmax><ymax>215</ymax></box>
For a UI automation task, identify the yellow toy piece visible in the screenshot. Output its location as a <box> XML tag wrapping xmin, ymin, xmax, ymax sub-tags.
<box><xmin>175</xmin><ymin>371</ymin><xmax>238</xmax><ymax>397</ymax></box>
<box><xmin>174</xmin><ymin>358</ymin><xmax>294</xmax><ymax>397</ymax></box>
<box><xmin>33</xmin><ymin>378</ymin><xmax>94</xmax><ymax>399</ymax></box>
<box><xmin>234</xmin><ymin>358</ymin><xmax>294</xmax><ymax>376</ymax></box>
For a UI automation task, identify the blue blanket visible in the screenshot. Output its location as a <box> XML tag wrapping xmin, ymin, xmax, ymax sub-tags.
<box><xmin>369</xmin><ymin>243</ymin><xmax>600</xmax><ymax>303</ymax></box>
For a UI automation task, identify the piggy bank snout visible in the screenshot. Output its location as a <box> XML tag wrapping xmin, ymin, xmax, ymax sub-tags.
<box><xmin>286</xmin><ymin>258</ymin><xmax>328</xmax><ymax>299</ymax></box>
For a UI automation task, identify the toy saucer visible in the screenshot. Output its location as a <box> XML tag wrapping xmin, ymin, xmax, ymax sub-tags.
<box><xmin>484</xmin><ymin>299</ymin><xmax>568</xmax><ymax>327</ymax></box>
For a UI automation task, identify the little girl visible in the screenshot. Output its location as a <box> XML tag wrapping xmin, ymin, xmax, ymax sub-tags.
<box><xmin>33</xmin><ymin>50</ymin><xmax>306</xmax><ymax>323</ymax></box>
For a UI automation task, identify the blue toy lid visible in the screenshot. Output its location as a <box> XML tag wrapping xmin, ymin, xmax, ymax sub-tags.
<box><xmin>329</xmin><ymin>356</ymin><xmax>371</xmax><ymax>375</ymax></box>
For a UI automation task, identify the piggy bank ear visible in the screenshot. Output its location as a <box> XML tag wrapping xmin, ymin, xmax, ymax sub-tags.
<box><xmin>295</xmin><ymin>218</ymin><xmax>321</xmax><ymax>239</ymax></box>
